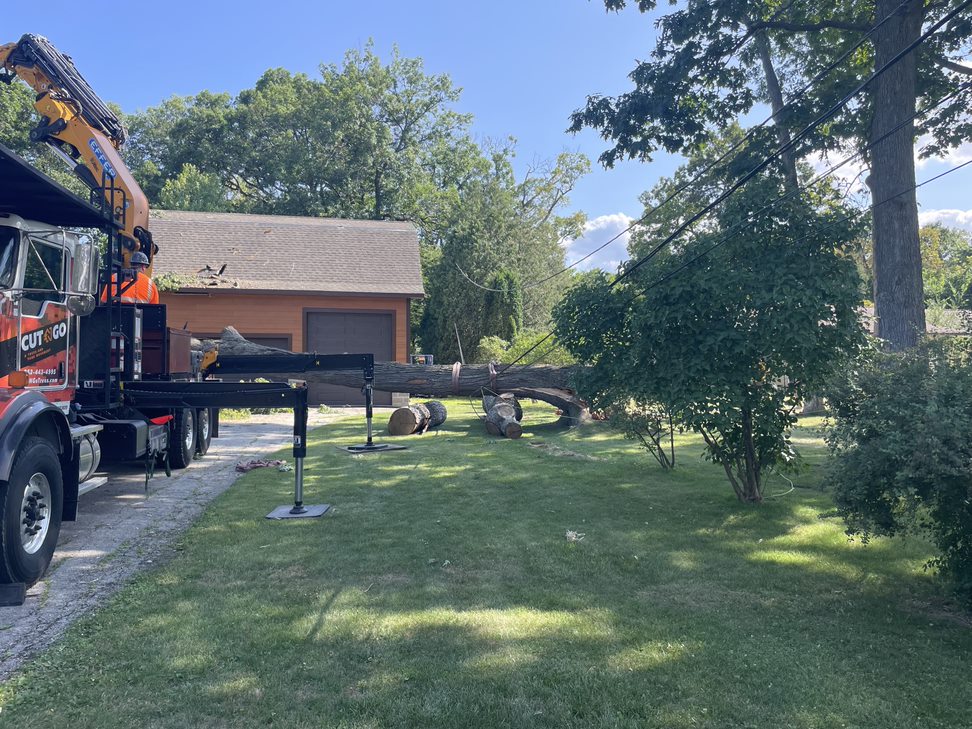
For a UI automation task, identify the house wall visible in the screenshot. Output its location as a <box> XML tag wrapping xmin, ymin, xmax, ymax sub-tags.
<box><xmin>160</xmin><ymin>290</ymin><xmax>410</xmax><ymax>361</ymax></box>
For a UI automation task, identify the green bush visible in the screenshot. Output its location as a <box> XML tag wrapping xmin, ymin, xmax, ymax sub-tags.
<box><xmin>827</xmin><ymin>339</ymin><xmax>972</xmax><ymax>606</ymax></box>
<box><xmin>472</xmin><ymin>328</ymin><xmax>575</xmax><ymax>366</ymax></box>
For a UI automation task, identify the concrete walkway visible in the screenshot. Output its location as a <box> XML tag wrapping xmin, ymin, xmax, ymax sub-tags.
<box><xmin>0</xmin><ymin>410</ymin><xmax>365</xmax><ymax>681</ymax></box>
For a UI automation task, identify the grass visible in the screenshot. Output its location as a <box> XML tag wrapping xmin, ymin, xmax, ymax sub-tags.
<box><xmin>1</xmin><ymin>401</ymin><xmax>970</xmax><ymax>729</ymax></box>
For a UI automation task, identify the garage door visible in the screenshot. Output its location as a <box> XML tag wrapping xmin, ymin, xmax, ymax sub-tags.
<box><xmin>305</xmin><ymin>311</ymin><xmax>394</xmax><ymax>406</ymax></box>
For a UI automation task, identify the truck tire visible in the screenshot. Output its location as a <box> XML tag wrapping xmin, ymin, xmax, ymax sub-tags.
<box><xmin>195</xmin><ymin>408</ymin><xmax>212</xmax><ymax>456</ymax></box>
<box><xmin>169</xmin><ymin>408</ymin><xmax>196</xmax><ymax>470</ymax></box>
<box><xmin>0</xmin><ymin>437</ymin><xmax>63</xmax><ymax>586</ymax></box>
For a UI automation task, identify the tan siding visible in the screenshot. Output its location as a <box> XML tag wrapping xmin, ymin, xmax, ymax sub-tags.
<box><xmin>160</xmin><ymin>291</ymin><xmax>410</xmax><ymax>361</ymax></box>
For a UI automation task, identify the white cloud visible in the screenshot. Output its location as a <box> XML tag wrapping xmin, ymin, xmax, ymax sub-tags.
<box><xmin>918</xmin><ymin>209</ymin><xmax>972</xmax><ymax>232</ymax></box>
<box><xmin>561</xmin><ymin>213</ymin><xmax>635</xmax><ymax>273</ymax></box>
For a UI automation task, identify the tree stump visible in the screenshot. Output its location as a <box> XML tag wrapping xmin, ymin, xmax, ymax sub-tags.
<box><xmin>387</xmin><ymin>401</ymin><xmax>447</xmax><ymax>435</ymax></box>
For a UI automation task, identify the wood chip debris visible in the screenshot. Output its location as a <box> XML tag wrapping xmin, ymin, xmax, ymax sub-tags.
<box><xmin>565</xmin><ymin>530</ymin><xmax>586</xmax><ymax>542</ymax></box>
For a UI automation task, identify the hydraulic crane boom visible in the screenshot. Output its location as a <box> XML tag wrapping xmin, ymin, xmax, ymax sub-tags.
<box><xmin>0</xmin><ymin>34</ymin><xmax>153</xmax><ymax>269</ymax></box>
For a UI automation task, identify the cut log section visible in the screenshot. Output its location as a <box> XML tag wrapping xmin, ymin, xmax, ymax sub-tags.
<box><xmin>200</xmin><ymin>327</ymin><xmax>589</xmax><ymax>425</ymax></box>
<box><xmin>387</xmin><ymin>401</ymin><xmax>447</xmax><ymax>436</ymax></box>
<box><xmin>485</xmin><ymin>401</ymin><xmax>523</xmax><ymax>439</ymax></box>
<box><xmin>483</xmin><ymin>393</ymin><xmax>522</xmax><ymax>422</ymax></box>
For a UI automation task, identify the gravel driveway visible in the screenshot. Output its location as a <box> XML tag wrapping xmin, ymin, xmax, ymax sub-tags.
<box><xmin>0</xmin><ymin>410</ymin><xmax>364</xmax><ymax>681</ymax></box>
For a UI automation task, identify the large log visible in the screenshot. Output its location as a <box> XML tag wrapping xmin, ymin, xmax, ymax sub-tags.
<box><xmin>201</xmin><ymin>327</ymin><xmax>588</xmax><ymax>423</ymax></box>
<box><xmin>387</xmin><ymin>401</ymin><xmax>447</xmax><ymax>435</ymax></box>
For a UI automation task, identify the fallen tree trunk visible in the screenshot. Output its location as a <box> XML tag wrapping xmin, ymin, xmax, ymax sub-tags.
<box><xmin>200</xmin><ymin>327</ymin><xmax>589</xmax><ymax>424</ymax></box>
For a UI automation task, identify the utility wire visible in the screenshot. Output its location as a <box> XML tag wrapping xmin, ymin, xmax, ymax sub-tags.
<box><xmin>506</xmin><ymin>156</ymin><xmax>972</xmax><ymax>376</ymax></box>
<box><xmin>619</xmin><ymin>78</ymin><xmax>972</xmax><ymax>293</ymax></box>
<box><xmin>638</xmin><ymin>156</ymin><xmax>972</xmax><ymax>299</ymax></box>
<box><xmin>472</xmin><ymin>76</ymin><xmax>972</xmax><ymax>380</ymax></box>
<box><xmin>613</xmin><ymin>0</ymin><xmax>972</xmax><ymax>288</ymax></box>
<box><xmin>459</xmin><ymin>0</ymin><xmax>971</xmax><ymax>386</ymax></box>
<box><xmin>456</xmin><ymin>0</ymin><xmax>912</xmax><ymax>294</ymax></box>
<box><xmin>491</xmin><ymin>157</ymin><xmax>972</xmax><ymax>379</ymax></box>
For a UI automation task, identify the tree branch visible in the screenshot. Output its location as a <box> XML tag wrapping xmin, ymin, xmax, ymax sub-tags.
<box><xmin>752</xmin><ymin>18</ymin><xmax>870</xmax><ymax>33</ymax></box>
<box><xmin>934</xmin><ymin>57</ymin><xmax>972</xmax><ymax>76</ymax></box>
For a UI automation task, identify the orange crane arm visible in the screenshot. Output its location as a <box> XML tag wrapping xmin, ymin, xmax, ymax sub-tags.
<box><xmin>0</xmin><ymin>34</ymin><xmax>153</xmax><ymax>270</ymax></box>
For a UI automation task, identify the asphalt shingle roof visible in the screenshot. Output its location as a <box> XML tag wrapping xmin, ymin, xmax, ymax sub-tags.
<box><xmin>148</xmin><ymin>210</ymin><xmax>424</xmax><ymax>296</ymax></box>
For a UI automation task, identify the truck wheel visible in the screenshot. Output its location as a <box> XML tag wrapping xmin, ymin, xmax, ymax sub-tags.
<box><xmin>195</xmin><ymin>408</ymin><xmax>213</xmax><ymax>456</ymax></box>
<box><xmin>0</xmin><ymin>437</ymin><xmax>63</xmax><ymax>586</ymax></box>
<box><xmin>169</xmin><ymin>408</ymin><xmax>196</xmax><ymax>470</ymax></box>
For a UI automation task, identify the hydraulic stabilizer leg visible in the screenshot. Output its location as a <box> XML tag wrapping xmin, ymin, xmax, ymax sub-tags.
<box><xmin>343</xmin><ymin>375</ymin><xmax>407</xmax><ymax>453</ymax></box>
<box><xmin>266</xmin><ymin>385</ymin><xmax>330</xmax><ymax>519</ymax></box>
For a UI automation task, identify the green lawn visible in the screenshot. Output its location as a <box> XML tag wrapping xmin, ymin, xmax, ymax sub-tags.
<box><xmin>2</xmin><ymin>402</ymin><xmax>969</xmax><ymax>728</ymax></box>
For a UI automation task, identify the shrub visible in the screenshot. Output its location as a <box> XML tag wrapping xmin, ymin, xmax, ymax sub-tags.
<box><xmin>827</xmin><ymin>339</ymin><xmax>972</xmax><ymax>606</ymax></box>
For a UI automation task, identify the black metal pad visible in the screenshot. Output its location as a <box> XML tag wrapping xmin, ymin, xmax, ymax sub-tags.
<box><xmin>340</xmin><ymin>443</ymin><xmax>409</xmax><ymax>454</ymax></box>
<box><xmin>266</xmin><ymin>504</ymin><xmax>330</xmax><ymax>520</ymax></box>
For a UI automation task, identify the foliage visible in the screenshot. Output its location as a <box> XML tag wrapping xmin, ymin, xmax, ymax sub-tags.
<box><xmin>419</xmin><ymin>147</ymin><xmax>588</xmax><ymax>360</ymax></box>
<box><xmin>920</xmin><ymin>223</ymin><xmax>972</xmax><ymax>309</ymax></box>
<box><xmin>554</xmin><ymin>150</ymin><xmax>866</xmax><ymax>501</ymax></box>
<box><xmin>827</xmin><ymin>338</ymin><xmax>972</xmax><ymax>606</ymax></box>
<box><xmin>159</xmin><ymin>164</ymin><xmax>227</xmax><ymax>212</ymax></box>
<box><xmin>152</xmin><ymin>272</ymin><xmax>200</xmax><ymax>292</ymax></box>
<box><xmin>573</xmin><ymin>0</ymin><xmax>972</xmax><ymax>350</ymax></box>
<box><xmin>608</xmin><ymin>400</ymin><xmax>677</xmax><ymax>470</ymax></box>
<box><xmin>119</xmin><ymin>46</ymin><xmax>589</xmax><ymax>361</ymax></box>
<box><xmin>472</xmin><ymin>327</ymin><xmax>576</xmax><ymax>366</ymax></box>
<box><xmin>482</xmin><ymin>269</ymin><xmax>523</xmax><ymax>342</ymax></box>
<box><xmin>575</xmin><ymin>1</ymin><xmax>970</xmax><ymax>167</ymax></box>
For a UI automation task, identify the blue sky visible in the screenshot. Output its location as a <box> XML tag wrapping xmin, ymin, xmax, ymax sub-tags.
<box><xmin>6</xmin><ymin>1</ymin><xmax>971</xmax><ymax>271</ymax></box>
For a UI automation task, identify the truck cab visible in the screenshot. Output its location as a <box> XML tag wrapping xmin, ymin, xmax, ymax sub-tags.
<box><xmin>0</xmin><ymin>214</ymin><xmax>99</xmax><ymax>401</ymax></box>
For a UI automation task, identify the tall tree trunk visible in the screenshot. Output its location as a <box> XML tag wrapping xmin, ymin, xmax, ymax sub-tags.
<box><xmin>753</xmin><ymin>29</ymin><xmax>800</xmax><ymax>194</ymax></box>
<box><xmin>867</xmin><ymin>0</ymin><xmax>925</xmax><ymax>351</ymax></box>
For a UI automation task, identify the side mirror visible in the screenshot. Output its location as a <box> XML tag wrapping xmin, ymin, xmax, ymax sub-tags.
<box><xmin>66</xmin><ymin>294</ymin><xmax>96</xmax><ymax>316</ymax></box>
<box><xmin>70</xmin><ymin>239</ymin><xmax>101</xmax><ymax>296</ymax></box>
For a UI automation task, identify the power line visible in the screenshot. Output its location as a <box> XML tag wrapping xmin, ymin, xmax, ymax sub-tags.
<box><xmin>639</xmin><ymin>158</ymin><xmax>972</xmax><ymax>299</ymax></box>
<box><xmin>477</xmin><ymin>79</ymin><xmax>972</xmax><ymax>379</ymax></box>
<box><xmin>503</xmin><ymin>156</ymin><xmax>972</xmax><ymax>377</ymax></box>
<box><xmin>612</xmin><ymin>0</ymin><xmax>972</xmax><ymax>288</ymax></box>
<box><xmin>620</xmin><ymin>78</ymin><xmax>972</xmax><ymax>293</ymax></box>
<box><xmin>459</xmin><ymin>1</ymin><xmax>971</xmax><ymax>386</ymax></box>
<box><xmin>456</xmin><ymin>0</ymin><xmax>913</xmax><ymax>294</ymax></box>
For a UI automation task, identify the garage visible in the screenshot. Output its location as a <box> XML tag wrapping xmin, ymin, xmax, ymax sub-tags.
<box><xmin>304</xmin><ymin>310</ymin><xmax>394</xmax><ymax>406</ymax></box>
<box><xmin>148</xmin><ymin>210</ymin><xmax>425</xmax><ymax>408</ymax></box>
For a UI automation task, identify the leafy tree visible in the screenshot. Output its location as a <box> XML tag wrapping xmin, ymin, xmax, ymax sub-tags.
<box><xmin>572</xmin><ymin>0</ymin><xmax>972</xmax><ymax>351</ymax></box>
<box><xmin>554</xmin><ymin>153</ymin><xmax>865</xmax><ymax>501</ymax></box>
<box><xmin>123</xmin><ymin>93</ymin><xmax>235</xmax><ymax>206</ymax></box>
<box><xmin>473</xmin><ymin>328</ymin><xmax>576</xmax><ymax>366</ymax></box>
<box><xmin>420</xmin><ymin>147</ymin><xmax>588</xmax><ymax>361</ymax></box>
<box><xmin>920</xmin><ymin>223</ymin><xmax>972</xmax><ymax>308</ymax></box>
<box><xmin>0</xmin><ymin>79</ymin><xmax>35</xmax><ymax>157</ymax></box>
<box><xmin>124</xmin><ymin>44</ymin><xmax>472</xmax><ymax>223</ymax></box>
<box><xmin>159</xmin><ymin>164</ymin><xmax>227</xmax><ymax>212</ymax></box>
<box><xmin>482</xmin><ymin>269</ymin><xmax>523</xmax><ymax>342</ymax></box>
<box><xmin>827</xmin><ymin>338</ymin><xmax>972</xmax><ymax>606</ymax></box>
